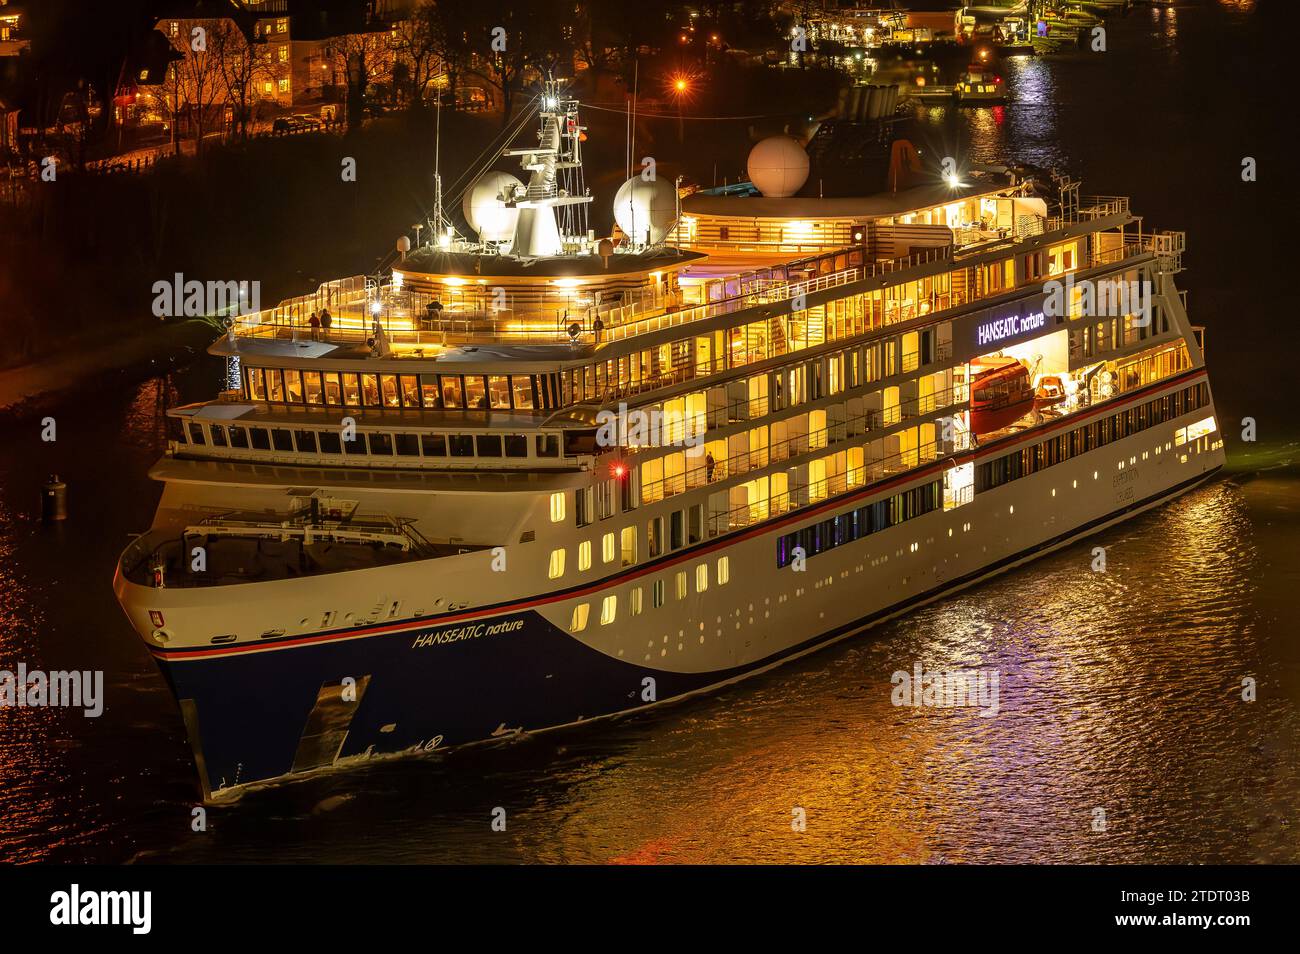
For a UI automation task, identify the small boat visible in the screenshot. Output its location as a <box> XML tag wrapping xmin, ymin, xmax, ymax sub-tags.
<box><xmin>970</xmin><ymin>356</ymin><xmax>1035</xmax><ymax>434</ymax></box>
<box><xmin>955</xmin><ymin>69</ymin><xmax>1007</xmax><ymax>105</ymax></box>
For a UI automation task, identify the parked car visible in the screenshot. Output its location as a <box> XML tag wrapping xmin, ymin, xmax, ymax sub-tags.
<box><xmin>271</xmin><ymin>115</ymin><xmax>320</xmax><ymax>133</ymax></box>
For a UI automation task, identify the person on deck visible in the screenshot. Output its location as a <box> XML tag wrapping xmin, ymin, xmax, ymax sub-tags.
<box><xmin>308</xmin><ymin>311</ymin><xmax>320</xmax><ymax>341</ymax></box>
<box><xmin>319</xmin><ymin>308</ymin><xmax>333</xmax><ymax>339</ymax></box>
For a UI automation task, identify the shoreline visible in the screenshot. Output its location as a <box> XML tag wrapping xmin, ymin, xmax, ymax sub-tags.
<box><xmin>0</xmin><ymin>320</ymin><xmax>219</xmax><ymax>420</ymax></box>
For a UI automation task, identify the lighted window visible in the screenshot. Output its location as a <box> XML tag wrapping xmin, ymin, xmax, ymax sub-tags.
<box><xmin>652</xmin><ymin>579</ymin><xmax>665</xmax><ymax>608</ymax></box>
<box><xmin>548</xmin><ymin>548</ymin><xmax>565</xmax><ymax>580</ymax></box>
<box><xmin>620</xmin><ymin>526</ymin><xmax>637</xmax><ymax>566</ymax></box>
<box><xmin>578</xmin><ymin>540</ymin><xmax>592</xmax><ymax>571</ymax></box>
<box><xmin>1184</xmin><ymin>416</ymin><xmax>1217</xmax><ymax>442</ymax></box>
<box><xmin>630</xmin><ymin>587</ymin><xmax>644</xmax><ymax>616</ymax></box>
<box><xmin>278</xmin><ymin>78</ymin><xmax>289</xmax><ymax>93</ymax></box>
<box><xmin>601</xmin><ymin>532</ymin><xmax>615</xmax><ymax>564</ymax></box>
<box><xmin>570</xmin><ymin>603</ymin><xmax>589</xmax><ymax>633</ymax></box>
<box><xmin>695</xmin><ymin>563</ymin><xmax>708</xmax><ymax>592</ymax></box>
<box><xmin>549</xmin><ymin>492</ymin><xmax>566</xmax><ymax>522</ymax></box>
<box><xmin>717</xmin><ymin>556</ymin><xmax>730</xmax><ymax>585</ymax></box>
<box><xmin>600</xmin><ymin>595</ymin><xmax>617</xmax><ymax>625</ymax></box>
<box><xmin>278</xmin><ymin>45</ymin><xmax>288</xmax><ymax>63</ymax></box>
<box><xmin>675</xmin><ymin>570</ymin><xmax>688</xmax><ymax>601</ymax></box>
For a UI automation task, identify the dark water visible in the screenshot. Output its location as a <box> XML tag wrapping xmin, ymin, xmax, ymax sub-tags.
<box><xmin>2</xmin><ymin>1</ymin><xmax>1297</xmax><ymax>863</ymax></box>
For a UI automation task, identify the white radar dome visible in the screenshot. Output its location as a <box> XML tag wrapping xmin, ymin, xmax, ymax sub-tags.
<box><xmin>613</xmin><ymin>176</ymin><xmax>678</xmax><ymax>246</ymax></box>
<box><xmin>747</xmin><ymin>135</ymin><xmax>809</xmax><ymax>198</ymax></box>
<box><xmin>463</xmin><ymin>171</ymin><xmax>523</xmax><ymax>243</ymax></box>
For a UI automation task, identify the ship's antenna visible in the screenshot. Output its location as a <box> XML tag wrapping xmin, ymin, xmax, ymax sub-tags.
<box><xmin>432</xmin><ymin>89</ymin><xmax>443</xmax><ymax>245</ymax></box>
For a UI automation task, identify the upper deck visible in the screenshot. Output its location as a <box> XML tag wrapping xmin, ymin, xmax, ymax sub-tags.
<box><xmin>214</xmin><ymin>179</ymin><xmax>1134</xmax><ymax>371</ymax></box>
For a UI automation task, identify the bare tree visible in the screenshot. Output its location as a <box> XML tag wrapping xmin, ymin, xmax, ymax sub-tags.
<box><xmin>158</xmin><ymin>19</ymin><xmax>228</xmax><ymax>155</ymax></box>
<box><xmin>324</xmin><ymin>31</ymin><xmax>392</xmax><ymax>131</ymax></box>
<box><xmin>387</xmin><ymin>6</ymin><xmax>441</xmax><ymax>109</ymax></box>
<box><xmin>209</xmin><ymin>20</ymin><xmax>265</xmax><ymax>142</ymax></box>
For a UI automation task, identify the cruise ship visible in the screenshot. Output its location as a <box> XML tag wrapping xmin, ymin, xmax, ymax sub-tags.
<box><xmin>114</xmin><ymin>87</ymin><xmax>1224</xmax><ymax>801</ymax></box>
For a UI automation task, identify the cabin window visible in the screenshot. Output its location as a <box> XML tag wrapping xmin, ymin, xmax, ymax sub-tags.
<box><xmin>266</xmin><ymin>369</ymin><xmax>284</xmax><ymax>402</ymax></box>
<box><xmin>695</xmin><ymin>563</ymin><xmax>709</xmax><ymax>593</ymax></box>
<box><xmin>504</xmin><ymin>435</ymin><xmax>528</xmax><ymax>458</ymax></box>
<box><xmin>303</xmin><ymin>371</ymin><xmax>323</xmax><ymax>404</ymax></box>
<box><xmin>647</xmin><ymin>516</ymin><xmax>664</xmax><ymax>558</ymax></box>
<box><xmin>601</xmin><ymin>532</ymin><xmax>616</xmax><ymax>564</ymax></box>
<box><xmin>421</xmin><ymin>434</ymin><xmax>447</xmax><ymax>457</ymax></box>
<box><xmin>367</xmin><ymin>433</ymin><xmax>393</xmax><ymax>455</ymax></box>
<box><xmin>440</xmin><ymin>375</ymin><xmax>463</xmax><ymax>409</ymax></box>
<box><xmin>342</xmin><ymin>373</ymin><xmax>361</xmax><ymax>406</ymax></box>
<box><xmin>361</xmin><ymin>374</ymin><xmax>381</xmax><ymax>407</ymax></box>
<box><xmin>344</xmin><ymin>432</ymin><xmax>367</xmax><ymax>455</ymax></box>
<box><xmin>578</xmin><ymin>540</ymin><xmax>592</xmax><ymax>571</ymax></box>
<box><xmin>318</xmin><ymin>431</ymin><xmax>342</xmax><ymax>454</ymax></box>
<box><xmin>380</xmin><ymin>375</ymin><xmax>400</xmax><ymax>407</ymax></box>
<box><xmin>271</xmin><ymin>429</ymin><xmax>294</xmax><ymax>451</ymax></box>
<box><xmin>630</xmin><ymin>586</ymin><xmax>643</xmax><ymax>616</ymax></box>
<box><xmin>621</xmin><ymin>526</ymin><xmax>637</xmax><ymax>566</ymax></box>
<box><xmin>569</xmin><ymin>603</ymin><xmax>589</xmax><ymax>633</ymax></box>
<box><xmin>187</xmin><ymin>422</ymin><xmax>206</xmax><ymax>444</ymax></box>
<box><xmin>323</xmin><ymin>373</ymin><xmax>342</xmax><ymax>406</ymax></box>
<box><xmin>294</xmin><ymin>430</ymin><xmax>317</xmax><ymax>453</ymax></box>
<box><xmin>599</xmin><ymin>595</ymin><xmax>617</xmax><ymax>626</ymax></box>
<box><xmin>511</xmin><ymin>376</ymin><xmax>535</xmax><ymax>410</ymax></box>
<box><xmin>464</xmin><ymin>376</ymin><xmax>488</xmax><ymax>410</ymax></box>
<box><xmin>420</xmin><ymin>375</ymin><xmax>441</xmax><ymax>408</ymax></box>
<box><xmin>670</xmin><ymin>510</ymin><xmax>685</xmax><ymax>551</ymax></box>
<box><xmin>284</xmin><ymin>369</ymin><xmax>304</xmax><ymax>403</ymax></box>
<box><xmin>210</xmin><ymin>425</ymin><xmax>227</xmax><ymax>447</ymax></box>
<box><xmin>652</xmin><ymin>579</ymin><xmax>665</xmax><ymax>608</ymax></box>
<box><xmin>227</xmin><ymin>426</ymin><xmax>249</xmax><ymax>449</ymax></box>
<box><xmin>549</xmin><ymin>492</ymin><xmax>566</xmax><ymax>522</ymax></box>
<box><xmin>400</xmin><ymin>375</ymin><xmax>420</xmax><ymax>407</ymax></box>
<box><xmin>717</xmin><ymin>556</ymin><xmax>730</xmax><ymax>585</ymax></box>
<box><xmin>489</xmin><ymin>376</ymin><xmax>511</xmax><ymax>409</ymax></box>
<box><xmin>250</xmin><ymin>428</ymin><xmax>271</xmax><ymax>450</ymax></box>
<box><xmin>675</xmin><ymin>569</ymin><xmax>688</xmax><ymax>600</ymax></box>
<box><xmin>548</xmin><ymin>548</ymin><xmax>565</xmax><ymax>579</ymax></box>
<box><xmin>535</xmin><ymin>434</ymin><xmax>560</xmax><ymax>458</ymax></box>
<box><xmin>394</xmin><ymin>433</ymin><xmax>420</xmax><ymax>456</ymax></box>
<box><xmin>449</xmin><ymin>435</ymin><xmax>474</xmax><ymax>457</ymax></box>
<box><xmin>475</xmin><ymin>435</ymin><xmax>503</xmax><ymax>457</ymax></box>
<box><xmin>247</xmin><ymin>367</ymin><xmax>266</xmax><ymax>400</ymax></box>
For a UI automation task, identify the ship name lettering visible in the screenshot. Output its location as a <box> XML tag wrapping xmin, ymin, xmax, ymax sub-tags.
<box><xmin>411</xmin><ymin>618</ymin><xmax>524</xmax><ymax>649</ymax></box>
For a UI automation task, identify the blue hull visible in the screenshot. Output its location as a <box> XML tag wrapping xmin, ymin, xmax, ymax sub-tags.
<box><xmin>156</xmin><ymin>609</ymin><xmax>737</xmax><ymax>797</ymax></box>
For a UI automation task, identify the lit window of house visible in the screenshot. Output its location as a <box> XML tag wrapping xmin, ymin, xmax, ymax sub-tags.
<box><xmin>278</xmin><ymin>78</ymin><xmax>289</xmax><ymax>93</ymax></box>
<box><xmin>277</xmin><ymin>17</ymin><xmax>288</xmax><ymax>33</ymax></box>
<box><xmin>278</xmin><ymin>45</ymin><xmax>288</xmax><ymax>63</ymax></box>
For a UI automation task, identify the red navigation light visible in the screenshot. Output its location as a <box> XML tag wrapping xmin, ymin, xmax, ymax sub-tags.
<box><xmin>995</xmin><ymin>76</ymin><xmax>1003</xmax><ymax>83</ymax></box>
<box><xmin>612</xmin><ymin>462</ymin><xmax>628</xmax><ymax>479</ymax></box>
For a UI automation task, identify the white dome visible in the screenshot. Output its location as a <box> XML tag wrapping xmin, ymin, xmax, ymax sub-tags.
<box><xmin>613</xmin><ymin>176</ymin><xmax>678</xmax><ymax>246</ymax></box>
<box><xmin>747</xmin><ymin>135</ymin><xmax>809</xmax><ymax>198</ymax></box>
<box><xmin>463</xmin><ymin>172</ymin><xmax>523</xmax><ymax>243</ymax></box>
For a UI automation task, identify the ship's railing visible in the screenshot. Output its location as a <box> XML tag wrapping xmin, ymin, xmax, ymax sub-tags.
<box><xmin>120</xmin><ymin>509</ymin><xmax>485</xmax><ymax>588</ymax></box>
<box><xmin>1077</xmin><ymin>196</ymin><xmax>1130</xmax><ymax>220</ymax></box>
<box><xmin>705</xmin><ymin>434</ymin><xmax>971</xmax><ymax>537</ymax></box>
<box><xmin>637</xmin><ymin>382</ymin><xmax>969</xmax><ymax>503</ymax></box>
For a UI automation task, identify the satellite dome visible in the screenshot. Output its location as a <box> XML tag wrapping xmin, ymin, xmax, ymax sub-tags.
<box><xmin>463</xmin><ymin>171</ymin><xmax>523</xmax><ymax>243</ymax></box>
<box><xmin>747</xmin><ymin>135</ymin><xmax>809</xmax><ymax>198</ymax></box>
<box><xmin>613</xmin><ymin>176</ymin><xmax>678</xmax><ymax>246</ymax></box>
